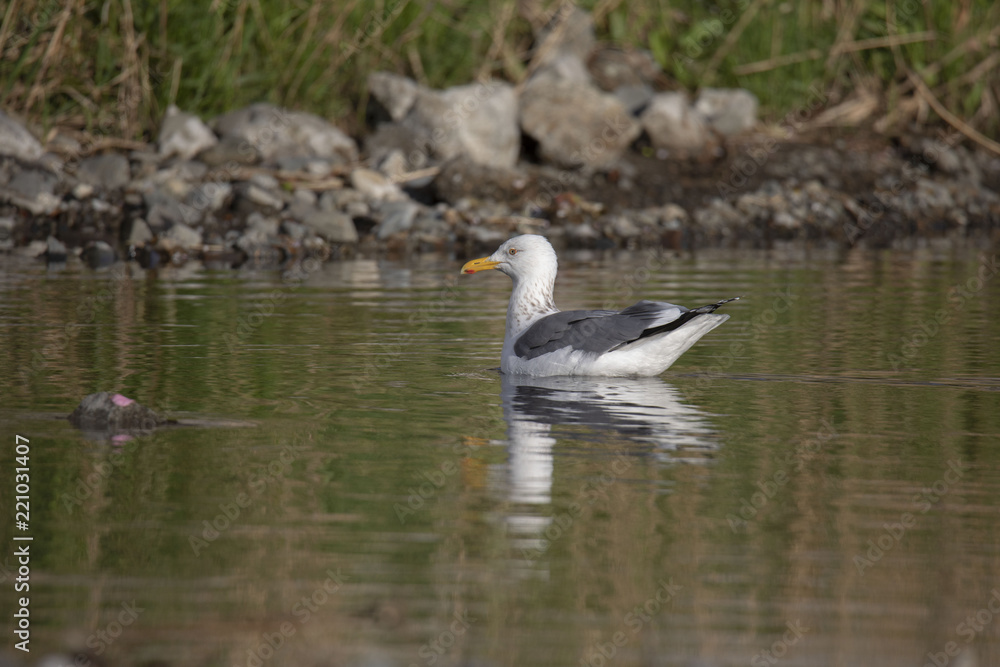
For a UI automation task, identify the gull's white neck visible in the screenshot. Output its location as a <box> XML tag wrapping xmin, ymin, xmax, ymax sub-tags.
<box><xmin>505</xmin><ymin>270</ymin><xmax>558</xmax><ymax>340</ymax></box>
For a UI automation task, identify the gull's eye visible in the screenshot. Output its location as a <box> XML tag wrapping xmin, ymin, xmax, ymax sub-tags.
<box><xmin>508</xmin><ymin>248</ymin><xmax>518</xmax><ymax>256</ymax></box>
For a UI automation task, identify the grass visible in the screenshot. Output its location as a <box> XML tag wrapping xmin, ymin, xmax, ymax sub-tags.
<box><xmin>1</xmin><ymin>0</ymin><xmax>998</xmax><ymax>146</ymax></box>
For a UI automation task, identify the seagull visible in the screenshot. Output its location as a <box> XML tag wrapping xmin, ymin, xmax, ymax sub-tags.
<box><xmin>461</xmin><ymin>234</ymin><xmax>739</xmax><ymax>376</ymax></box>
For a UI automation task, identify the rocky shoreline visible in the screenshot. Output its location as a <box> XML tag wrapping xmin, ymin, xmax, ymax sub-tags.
<box><xmin>2</xmin><ymin>7</ymin><xmax>999</xmax><ymax>269</ymax></box>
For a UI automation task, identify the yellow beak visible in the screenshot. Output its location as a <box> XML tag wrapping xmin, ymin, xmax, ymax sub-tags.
<box><xmin>461</xmin><ymin>257</ymin><xmax>501</xmax><ymax>274</ymax></box>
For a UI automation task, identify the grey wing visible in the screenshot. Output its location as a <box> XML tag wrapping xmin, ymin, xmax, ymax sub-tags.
<box><xmin>512</xmin><ymin>300</ymin><xmax>690</xmax><ymax>360</ymax></box>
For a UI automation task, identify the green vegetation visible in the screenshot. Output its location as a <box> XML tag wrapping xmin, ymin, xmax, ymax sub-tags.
<box><xmin>1</xmin><ymin>0</ymin><xmax>998</xmax><ymax>141</ymax></box>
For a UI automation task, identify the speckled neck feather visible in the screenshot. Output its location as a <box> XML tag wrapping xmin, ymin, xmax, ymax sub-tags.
<box><xmin>505</xmin><ymin>261</ymin><xmax>558</xmax><ymax>341</ymax></box>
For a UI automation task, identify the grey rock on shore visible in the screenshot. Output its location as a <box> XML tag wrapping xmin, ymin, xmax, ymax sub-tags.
<box><xmin>0</xmin><ymin>110</ymin><xmax>44</xmax><ymax>162</ymax></box>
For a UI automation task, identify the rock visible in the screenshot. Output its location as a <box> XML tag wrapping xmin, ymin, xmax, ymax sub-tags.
<box><xmin>566</xmin><ymin>221</ymin><xmax>600</xmax><ymax>243</ymax></box>
<box><xmin>0</xmin><ymin>110</ymin><xmax>44</xmax><ymax>161</ymax></box>
<box><xmin>125</xmin><ymin>218</ymin><xmax>154</xmax><ymax>246</ymax></box>
<box><xmin>1</xmin><ymin>166</ymin><xmax>61</xmax><ymax>215</ymax></box>
<box><xmin>281</xmin><ymin>219</ymin><xmax>308</xmax><ymax>241</ymax></box>
<box><xmin>45</xmin><ymin>236</ymin><xmax>67</xmax><ymax>263</ymax></box>
<box><xmin>198</xmin><ymin>135</ymin><xmax>259</xmax><ymax>168</ymax></box>
<box><xmin>694</xmin><ymin>199</ymin><xmax>742</xmax><ymax>231</ymax></box>
<box><xmin>376</xmin><ymin>149</ymin><xmax>409</xmax><ymax>180</ymax></box>
<box><xmin>186</xmin><ymin>181</ymin><xmax>231</xmax><ymax>214</ymax></box>
<box><xmin>161</xmin><ymin>222</ymin><xmax>203</xmax><ymax>250</ymax></box>
<box><xmin>656</xmin><ymin>203</ymin><xmax>689</xmax><ymax>228</ymax></box>
<box><xmin>211</xmin><ymin>103</ymin><xmax>358</xmax><ymax>165</ymax></box>
<box><xmin>239</xmin><ymin>182</ymin><xmax>285</xmax><ymax>211</ymax></box>
<box><xmin>145</xmin><ymin>189</ymin><xmax>196</xmax><ymax>230</ymax></box>
<box><xmin>292</xmin><ymin>188</ymin><xmax>317</xmax><ymax>206</ymax></box>
<box><xmin>368</xmin><ymin>71</ymin><xmax>420</xmax><ymax>122</ymax></box>
<box><xmin>534</xmin><ymin>5</ymin><xmax>595</xmax><ymax>66</ymax></box>
<box><xmin>319</xmin><ymin>188</ymin><xmax>362</xmax><ymax>211</ymax></box>
<box><xmin>641</xmin><ymin>92</ymin><xmax>716</xmax><ymax>156</ymax></box>
<box><xmin>344</xmin><ymin>200</ymin><xmax>370</xmax><ymax>218</ymax></box>
<box><xmin>0</xmin><ymin>216</ymin><xmax>14</xmax><ymax>250</ymax></box>
<box><xmin>81</xmin><ymin>241</ymin><xmax>117</xmax><ymax>268</ymax></box>
<box><xmin>370</xmin><ymin>81</ymin><xmax>520</xmax><ymax>169</ymax></box>
<box><xmin>68</xmin><ymin>392</ymin><xmax>165</xmax><ymax>432</ymax></box>
<box><xmin>613</xmin><ymin>84</ymin><xmax>655</xmax><ymax>115</ymax></box>
<box><xmin>47</xmin><ymin>133</ymin><xmax>83</xmax><ymax>157</ymax></box>
<box><xmin>236</xmin><ymin>213</ymin><xmax>283</xmax><ymax>258</ymax></box>
<box><xmin>694</xmin><ymin>88</ymin><xmax>759</xmax><ymax>136</ymax></box>
<box><xmin>610</xmin><ymin>214</ymin><xmax>641</xmax><ymax>238</ymax></box>
<box><xmin>520</xmin><ymin>74</ymin><xmax>640</xmax><ymax>169</ymax></box>
<box><xmin>531</xmin><ymin>53</ymin><xmax>592</xmax><ymax>84</ymax></box>
<box><xmin>303</xmin><ymin>210</ymin><xmax>358</xmax><ymax>243</ymax></box>
<box><xmin>158</xmin><ymin>105</ymin><xmax>218</xmax><ymax>160</ymax></box>
<box><xmin>415</xmin><ymin>81</ymin><xmax>520</xmax><ymax>168</ymax></box>
<box><xmin>589</xmin><ymin>48</ymin><xmax>665</xmax><ymax>92</ymax></box>
<box><xmin>432</xmin><ymin>157</ymin><xmax>528</xmax><ymax>206</ymax></box>
<box><xmin>468</xmin><ymin>223</ymin><xmax>510</xmax><ymax>247</ymax></box>
<box><xmin>77</xmin><ymin>153</ymin><xmax>131</xmax><ymax>191</ymax></box>
<box><xmin>364</xmin><ymin>123</ymin><xmax>426</xmax><ymax>167</ymax></box>
<box><xmin>351</xmin><ymin>168</ymin><xmax>402</xmax><ymax>201</ymax></box>
<box><xmin>375</xmin><ymin>200</ymin><xmax>419</xmax><ymax>239</ymax></box>
<box><xmin>72</xmin><ymin>183</ymin><xmax>95</xmax><ymax>199</ymax></box>
<box><xmin>275</xmin><ymin>155</ymin><xmax>336</xmax><ymax>176</ymax></box>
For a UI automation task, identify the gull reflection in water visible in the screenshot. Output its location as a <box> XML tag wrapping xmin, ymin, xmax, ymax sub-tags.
<box><xmin>496</xmin><ymin>374</ymin><xmax>722</xmax><ymax>575</ymax></box>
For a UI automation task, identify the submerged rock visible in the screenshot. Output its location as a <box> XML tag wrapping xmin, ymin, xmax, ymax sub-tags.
<box><xmin>0</xmin><ymin>216</ymin><xmax>14</xmax><ymax>250</ymax></box>
<box><xmin>44</xmin><ymin>235</ymin><xmax>68</xmax><ymax>263</ymax></box>
<box><xmin>68</xmin><ymin>392</ymin><xmax>165</xmax><ymax>432</ymax></box>
<box><xmin>80</xmin><ymin>240</ymin><xmax>117</xmax><ymax>268</ymax></box>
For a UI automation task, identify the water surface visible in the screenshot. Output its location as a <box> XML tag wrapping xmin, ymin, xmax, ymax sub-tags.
<box><xmin>1</xmin><ymin>243</ymin><xmax>999</xmax><ymax>667</ymax></box>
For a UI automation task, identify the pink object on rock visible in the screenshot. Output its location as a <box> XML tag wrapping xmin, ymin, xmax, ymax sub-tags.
<box><xmin>111</xmin><ymin>393</ymin><xmax>135</xmax><ymax>407</ymax></box>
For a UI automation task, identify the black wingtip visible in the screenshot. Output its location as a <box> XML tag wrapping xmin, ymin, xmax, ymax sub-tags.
<box><xmin>693</xmin><ymin>296</ymin><xmax>742</xmax><ymax>314</ymax></box>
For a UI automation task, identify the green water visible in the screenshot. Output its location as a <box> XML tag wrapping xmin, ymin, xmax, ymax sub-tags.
<box><xmin>1</xmin><ymin>244</ymin><xmax>999</xmax><ymax>667</ymax></box>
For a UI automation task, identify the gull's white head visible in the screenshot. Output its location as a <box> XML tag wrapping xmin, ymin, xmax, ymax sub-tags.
<box><xmin>460</xmin><ymin>234</ymin><xmax>558</xmax><ymax>282</ymax></box>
